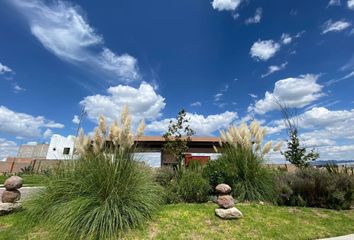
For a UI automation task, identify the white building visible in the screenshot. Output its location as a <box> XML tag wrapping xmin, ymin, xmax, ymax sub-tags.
<box><xmin>46</xmin><ymin>134</ymin><xmax>75</xmax><ymax>160</ymax></box>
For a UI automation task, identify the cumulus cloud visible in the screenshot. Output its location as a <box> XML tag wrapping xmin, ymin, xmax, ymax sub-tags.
<box><xmin>0</xmin><ymin>105</ymin><xmax>64</xmax><ymax>138</ymax></box>
<box><xmin>261</xmin><ymin>62</ymin><xmax>288</xmax><ymax>78</ymax></box>
<box><xmin>265</xmin><ymin>106</ymin><xmax>354</xmax><ymax>161</ymax></box>
<box><xmin>10</xmin><ymin>0</ymin><xmax>140</xmax><ymax>82</ymax></box>
<box><xmin>0</xmin><ymin>138</ymin><xmax>18</xmax><ymax>159</ymax></box>
<box><xmin>0</xmin><ymin>62</ymin><xmax>12</xmax><ymax>74</ymax></box>
<box><xmin>322</xmin><ymin>19</ymin><xmax>351</xmax><ymax>34</ymax></box>
<box><xmin>80</xmin><ymin>82</ymin><xmax>166</xmax><ymax>124</ymax></box>
<box><xmin>249</xmin><ymin>74</ymin><xmax>323</xmax><ymax>114</ymax></box>
<box><xmin>348</xmin><ymin>0</ymin><xmax>354</xmax><ymax>9</ymax></box>
<box><xmin>250</xmin><ymin>40</ymin><xmax>281</xmax><ymax>61</ymax></box>
<box><xmin>146</xmin><ymin>111</ymin><xmax>238</xmax><ymax>136</ymax></box>
<box><xmin>245</xmin><ymin>8</ymin><xmax>262</xmax><ymax>25</ymax></box>
<box><xmin>211</xmin><ymin>0</ymin><xmax>242</xmax><ymax>11</ymax></box>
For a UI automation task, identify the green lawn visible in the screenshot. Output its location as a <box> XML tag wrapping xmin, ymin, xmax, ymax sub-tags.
<box><xmin>1</xmin><ymin>203</ymin><xmax>354</xmax><ymax>240</ymax></box>
<box><xmin>0</xmin><ymin>174</ymin><xmax>47</xmax><ymax>187</ymax></box>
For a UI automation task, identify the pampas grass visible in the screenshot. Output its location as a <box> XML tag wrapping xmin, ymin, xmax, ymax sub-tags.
<box><xmin>25</xmin><ymin>106</ymin><xmax>162</xmax><ymax>240</ymax></box>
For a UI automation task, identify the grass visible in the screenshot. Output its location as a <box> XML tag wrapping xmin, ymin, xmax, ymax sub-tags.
<box><xmin>1</xmin><ymin>203</ymin><xmax>354</xmax><ymax>240</ymax></box>
<box><xmin>0</xmin><ymin>174</ymin><xmax>48</xmax><ymax>187</ymax></box>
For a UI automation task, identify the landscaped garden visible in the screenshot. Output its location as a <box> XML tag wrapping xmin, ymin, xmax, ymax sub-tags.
<box><xmin>1</xmin><ymin>108</ymin><xmax>354</xmax><ymax>240</ymax></box>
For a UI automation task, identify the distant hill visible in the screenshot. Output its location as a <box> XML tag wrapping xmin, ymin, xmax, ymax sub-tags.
<box><xmin>311</xmin><ymin>160</ymin><xmax>354</xmax><ymax>166</ymax></box>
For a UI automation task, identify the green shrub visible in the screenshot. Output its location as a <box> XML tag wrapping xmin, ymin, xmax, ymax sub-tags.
<box><xmin>276</xmin><ymin>167</ymin><xmax>354</xmax><ymax>210</ymax></box>
<box><xmin>154</xmin><ymin>166</ymin><xmax>175</xmax><ymax>187</ymax></box>
<box><xmin>25</xmin><ymin>149</ymin><xmax>163</xmax><ymax>240</ymax></box>
<box><xmin>204</xmin><ymin>146</ymin><xmax>276</xmax><ymax>202</ymax></box>
<box><xmin>178</xmin><ymin>170</ymin><xmax>210</xmax><ymax>203</ymax></box>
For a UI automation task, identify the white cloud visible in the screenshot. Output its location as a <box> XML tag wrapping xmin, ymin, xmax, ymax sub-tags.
<box><xmin>99</xmin><ymin>48</ymin><xmax>140</xmax><ymax>82</ymax></box>
<box><xmin>72</xmin><ymin>115</ymin><xmax>80</xmax><ymax>124</ymax></box>
<box><xmin>13</xmin><ymin>84</ymin><xmax>26</xmax><ymax>93</ymax></box>
<box><xmin>214</xmin><ymin>93</ymin><xmax>223</xmax><ymax>102</ymax></box>
<box><xmin>0</xmin><ymin>138</ymin><xmax>18</xmax><ymax>159</ymax></box>
<box><xmin>322</xmin><ymin>19</ymin><xmax>351</xmax><ymax>34</ymax></box>
<box><xmin>245</xmin><ymin>8</ymin><xmax>262</xmax><ymax>25</ymax></box>
<box><xmin>280</xmin><ymin>34</ymin><xmax>292</xmax><ymax>45</ymax></box>
<box><xmin>250</xmin><ymin>40</ymin><xmax>281</xmax><ymax>61</ymax></box>
<box><xmin>190</xmin><ymin>101</ymin><xmax>202</xmax><ymax>107</ymax></box>
<box><xmin>261</xmin><ymin>62</ymin><xmax>288</xmax><ymax>78</ymax></box>
<box><xmin>146</xmin><ymin>111</ymin><xmax>238</xmax><ymax>136</ymax></box>
<box><xmin>43</xmin><ymin>129</ymin><xmax>53</xmax><ymax>139</ymax></box>
<box><xmin>328</xmin><ymin>0</ymin><xmax>341</xmax><ymax>6</ymax></box>
<box><xmin>80</xmin><ymin>82</ymin><xmax>166</xmax><ymax>124</ymax></box>
<box><xmin>249</xmin><ymin>74</ymin><xmax>323</xmax><ymax>114</ymax></box>
<box><xmin>314</xmin><ymin>144</ymin><xmax>354</xmax><ymax>160</ymax></box>
<box><xmin>0</xmin><ymin>105</ymin><xmax>64</xmax><ymax>138</ymax></box>
<box><xmin>212</xmin><ymin>0</ymin><xmax>242</xmax><ymax>11</ymax></box>
<box><xmin>348</xmin><ymin>0</ymin><xmax>354</xmax><ymax>9</ymax></box>
<box><xmin>248</xmin><ymin>93</ymin><xmax>257</xmax><ymax>99</ymax></box>
<box><xmin>11</xmin><ymin>0</ymin><xmax>140</xmax><ymax>82</ymax></box>
<box><xmin>0</xmin><ymin>62</ymin><xmax>12</xmax><ymax>74</ymax></box>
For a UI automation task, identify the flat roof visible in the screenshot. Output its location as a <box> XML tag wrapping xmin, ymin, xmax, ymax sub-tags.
<box><xmin>135</xmin><ymin>136</ymin><xmax>220</xmax><ymax>142</ymax></box>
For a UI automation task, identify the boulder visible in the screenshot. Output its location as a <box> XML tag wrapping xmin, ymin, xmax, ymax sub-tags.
<box><xmin>4</xmin><ymin>176</ymin><xmax>23</xmax><ymax>190</ymax></box>
<box><xmin>215</xmin><ymin>207</ymin><xmax>243</xmax><ymax>220</ymax></box>
<box><xmin>215</xmin><ymin>183</ymin><xmax>231</xmax><ymax>194</ymax></box>
<box><xmin>0</xmin><ymin>203</ymin><xmax>22</xmax><ymax>216</ymax></box>
<box><xmin>1</xmin><ymin>190</ymin><xmax>21</xmax><ymax>203</ymax></box>
<box><xmin>217</xmin><ymin>195</ymin><xmax>235</xmax><ymax>209</ymax></box>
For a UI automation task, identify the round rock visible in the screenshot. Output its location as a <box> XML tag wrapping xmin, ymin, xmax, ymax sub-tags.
<box><xmin>4</xmin><ymin>176</ymin><xmax>23</xmax><ymax>190</ymax></box>
<box><xmin>1</xmin><ymin>190</ymin><xmax>21</xmax><ymax>203</ymax></box>
<box><xmin>0</xmin><ymin>203</ymin><xmax>22</xmax><ymax>216</ymax></box>
<box><xmin>215</xmin><ymin>183</ymin><xmax>231</xmax><ymax>194</ymax></box>
<box><xmin>217</xmin><ymin>195</ymin><xmax>235</xmax><ymax>209</ymax></box>
<box><xmin>215</xmin><ymin>207</ymin><xmax>243</xmax><ymax>220</ymax></box>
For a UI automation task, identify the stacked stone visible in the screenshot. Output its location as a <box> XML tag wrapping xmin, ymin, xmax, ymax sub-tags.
<box><xmin>0</xmin><ymin>176</ymin><xmax>23</xmax><ymax>216</ymax></box>
<box><xmin>214</xmin><ymin>183</ymin><xmax>243</xmax><ymax>220</ymax></box>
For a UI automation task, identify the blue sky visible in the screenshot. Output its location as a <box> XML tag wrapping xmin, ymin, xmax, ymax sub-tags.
<box><xmin>0</xmin><ymin>0</ymin><xmax>354</xmax><ymax>162</ymax></box>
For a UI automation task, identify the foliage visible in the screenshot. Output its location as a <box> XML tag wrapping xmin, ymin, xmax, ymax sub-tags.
<box><xmin>276</xmin><ymin>167</ymin><xmax>354</xmax><ymax>210</ymax></box>
<box><xmin>204</xmin><ymin>121</ymin><xmax>279</xmax><ymax>202</ymax></box>
<box><xmin>4</xmin><ymin>203</ymin><xmax>354</xmax><ymax>240</ymax></box>
<box><xmin>205</xmin><ymin>146</ymin><xmax>276</xmax><ymax>202</ymax></box>
<box><xmin>325</xmin><ymin>163</ymin><xmax>354</xmax><ymax>175</ymax></box>
<box><xmin>162</xmin><ymin>109</ymin><xmax>195</xmax><ymax>180</ymax></box>
<box><xmin>154</xmin><ymin>167</ymin><xmax>175</xmax><ymax>187</ymax></box>
<box><xmin>177</xmin><ymin>170</ymin><xmax>210</xmax><ymax>203</ymax></box>
<box><xmin>281</xmin><ymin>129</ymin><xmax>319</xmax><ymax>168</ymax></box>
<box><xmin>20</xmin><ymin>165</ymin><xmax>35</xmax><ymax>175</ymax></box>
<box><xmin>276</xmin><ymin>101</ymin><xmax>319</xmax><ymax>168</ymax></box>
<box><xmin>24</xmin><ymin>107</ymin><xmax>162</xmax><ymax>240</ymax></box>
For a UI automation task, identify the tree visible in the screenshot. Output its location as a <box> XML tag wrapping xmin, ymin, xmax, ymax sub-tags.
<box><xmin>282</xmin><ymin>129</ymin><xmax>319</xmax><ymax>168</ymax></box>
<box><xmin>163</xmin><ymin>109</ymin><xmax>195</xmax><ymax>180</ymax></box>
<box><xmin>275</xmin><ymin>99</ymin><xmax>319</xmax><ymax>168</ymax></box>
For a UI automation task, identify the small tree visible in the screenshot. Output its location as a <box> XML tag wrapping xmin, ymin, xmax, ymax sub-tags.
<box><xmin>282</xmin><ymin>129</ymin><xmax>319</xmax><ymax>168</ymax></box>
<box><xmin>275</xmin><ymin>99</ymin><xmax>319</xmax><ymax>168</ymax></box>
<box><xmin>163</xmin><ymin>109</ymin><xmax>195</xmax><ymax>180</ymax></box>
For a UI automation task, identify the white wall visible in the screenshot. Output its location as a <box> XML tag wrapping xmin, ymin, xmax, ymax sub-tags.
<box><xmin>46</xmin><ymin>134</ymin><xmax>75</xmax><ymax>160</ymax></box>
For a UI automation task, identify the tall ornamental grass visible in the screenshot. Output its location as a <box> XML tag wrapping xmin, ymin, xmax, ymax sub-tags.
<box><xmin>25</xmin><ymin>106</ymin><xmax>162</xmax><ymax>240</ymax></box>
<box><xmin>204</xmin><ymin>121</ymin><xmax>281</xmax><ymax>202</ymax></box>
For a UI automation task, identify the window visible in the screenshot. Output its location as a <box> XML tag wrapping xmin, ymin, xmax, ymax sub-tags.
<box><xmin>63</xmin><ymin>147</ymin><xmax>70</xmax><ymax>155</ymax></box>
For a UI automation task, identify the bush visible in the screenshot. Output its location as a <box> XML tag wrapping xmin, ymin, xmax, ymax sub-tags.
<box><xmin>276</xmin><ymin>167</ymin><xmax>354</xmax><ymax>210</ymax></box>
<box><xmin>204</xmin><ymin>146</ymin><xmax>276</xmax><ymax>202</ymax></box>
<box><xmin>154</xmin><ymin>167</ymin><xmax>181</xmax><ymax>204</ymax></box>
<box><xmin>178</xmin><ymin>170</ymin><xmax>210</xmax><ymax>203</ymax></box>
<box><xmin>154</xmin><ymin>167</ymin><xmax>175</xmax><ymax>187</ymax></box>
<box><xmin>25</xmin><ymin>149</ymin><xmax>163</xmax><ymax>240</ymax></box>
